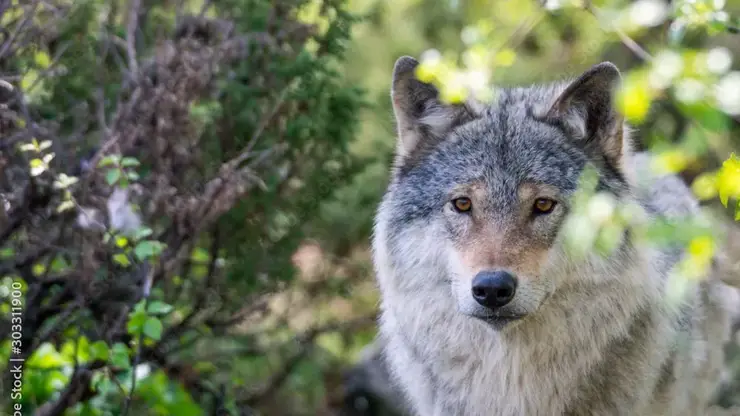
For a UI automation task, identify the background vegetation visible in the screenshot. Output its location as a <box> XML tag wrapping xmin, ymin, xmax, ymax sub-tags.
<box><xmin>1</xmin><ymin>0</ymin><xmax>739</xmax><ymax>415</ymax></box>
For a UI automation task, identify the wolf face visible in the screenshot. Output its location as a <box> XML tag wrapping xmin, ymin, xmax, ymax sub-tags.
<box><xmin>378</xmin><ymin>57</ymin><xmax>629</xmax><ymax>330</ymax></box>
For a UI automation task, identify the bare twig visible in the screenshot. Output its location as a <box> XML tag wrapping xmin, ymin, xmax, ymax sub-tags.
<box><xmin>584</xmin><ymin>4</ymin><xmax>653</xmax><ymax>62</ymax></box>
<box><xmin>126</xmin><ymin>0</ymin><xmax>142</xmax><ymax>74</ymax></box>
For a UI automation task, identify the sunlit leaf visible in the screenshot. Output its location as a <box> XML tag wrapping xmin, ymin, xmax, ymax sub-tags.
<box><xmin>27</xmin><ymin>343</ymin><xmax>68</xmax><ymax>369</ymax></box>
<box><xmin>616</xmin><ymin>73</ymin><xmax>653</xmax><ymax>123</ymax></box>
<box><xmin>147</xmin><ymin>301</ymin><xmax>173</xmax><ymax>315</ymax></box>
<box><xmin>34</xmin><ymin>51</ymin><xmax>52</xmax><ymax>69</ymax></box>
<box><xmin>29</xmin><ymin>158</ymin><xmax>46</xmax><ymax>176</ymax></box>
<box><xmin>113</xmin><ymin>253</ymin><xmax>131</xmax><ymax>267</ymax></box>
<box><xmin>717</xmin><ymin>153</ymin><xmax>740</xmax><ymax>208</ymax></box>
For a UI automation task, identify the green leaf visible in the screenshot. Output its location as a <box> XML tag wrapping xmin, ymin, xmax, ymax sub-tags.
<box><xmin>143</xmin><ymin>317</ymin><xmax>163</xmax><ymax>341</ymax></box>
<box><xmin>74</xmin><ymin>336</ymin><xmax>92</xmax><ymax>363</ymax></box>
<box><xmin>134</xmin><ymin>240</ymin><xmax>166</xmax><ymax>261</ymax></box>
<box><xmin>113</xmin><ymin>253</ymin><xmax>131</xmax><ymax>267</ymax></box>
<box><xmin>110</xmin><ymin>343</ymin><xmax>131</xmax><ymax>369</ymax></box>
<box><xmin>121</xmin><ymin>157</ymin><xmax>141</xmax><ymax>167</ymax></box>
<box><xmin>133</xmin><ymin>227</ymin><xmax>153</xmax><ymax>240</ymax></box>
<box><xmin>90</xmin><ymin>341</ymin><xmax>109</xmax><ymax>361</ymax></box>
<box><xmin>127</xmin><ymin>308</ymin><xmax>147</xmax><ymax>335</ymax></box>
<box><xmin>98</xmin><ymin>155</ymin><xmax>119</xmax><ymax>167</ymax></box>
<box><xmin>106</xmin><ymin>169</ymin><xmax>121</xmax><ymax>186</ymax></box>
<box><xmin>147</xmin><ymin>301</ymin><xmax>173</xmax><ymax>315</ymax></box>
<box><xmin>133</xmin><ymin>299</ymin><xmax>147</xmax><ymax>314</ymax></box>
<box><xmin>50</xmin><ymin>255</ymin><xmax>71</xmax><ymax>272</ymax></box>
<box><xmin>0</xmin><ymin>247</ymin><xmax>14</xmax><ymax>259</ymax></box>
<box><xmin>91</xmin><ymin>371</ymin><xmax>108</xmax><ymax>392</ymax></box>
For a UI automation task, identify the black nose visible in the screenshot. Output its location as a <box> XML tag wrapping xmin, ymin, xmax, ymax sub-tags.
<box><xmin>471</xmin><ymin>271</ymin><xmax>517</xmax><ymax>309</ymax></box>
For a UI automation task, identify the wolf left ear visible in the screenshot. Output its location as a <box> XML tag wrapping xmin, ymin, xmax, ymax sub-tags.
<box><xmin>391</xmin><ymin>56</ymin><xmax>482</xmax><ymax>159</ymax></box>
<box><xmin>542</xmin><ymin>62</ymin><xmax>625</xmax><ymax>163</ymax></box>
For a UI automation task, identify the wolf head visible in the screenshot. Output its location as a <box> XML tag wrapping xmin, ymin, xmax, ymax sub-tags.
<box><xmin>374</xmin><ymin>57</ymin><xmax>632</xmax><ymax>330</ymax></box>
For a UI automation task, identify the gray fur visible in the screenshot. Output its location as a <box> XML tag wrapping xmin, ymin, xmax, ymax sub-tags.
<box><xmin>373</xmin><ymin>57</ymin><xmax>738</xmax><ymax>416</ymax></box>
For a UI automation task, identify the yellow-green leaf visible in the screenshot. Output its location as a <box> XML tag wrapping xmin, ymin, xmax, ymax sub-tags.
<box><xmin>34</xmin><ymin>51</ymin><xmax>52</xmax><ymax>69</ymax></box>
<box><xmin>717</xmin><ymin>153</ymin><xmax>740</xmax><ymax>207</ymax></box>
<box><xmin>691</xmin><ymin>172</ymin><xmax>718</xmax><ymax>201</ymax></box>
<box><xmin>57</xmin><ymin>200</ymin><xmax>75</xmax><ymax>213</ymax></box>
<box><xmin>113</xmin><ymin>253</ymin><xmax>131</xmax><ymax>267</ymax></box>
<box><xmin>21</xmin><ymin>70</ymin><xmax>39</xmax><ymax>91</ymax></box>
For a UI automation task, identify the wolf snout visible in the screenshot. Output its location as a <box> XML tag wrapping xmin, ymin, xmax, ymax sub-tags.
<box><xmin>471</xmin><ymin>270</ymin><xmax>517</xmax><ymax>309</ymax></box>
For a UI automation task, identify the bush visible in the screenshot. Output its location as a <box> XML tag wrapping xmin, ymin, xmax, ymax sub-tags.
<box><xmin>0</xmin><ymin>0</ymin><xmax>369</xmax><ymax>414</ymax></box>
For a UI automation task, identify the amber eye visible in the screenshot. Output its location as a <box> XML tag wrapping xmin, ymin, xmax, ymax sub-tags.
<box><xmin>452</xmin><ymin>197</ymin><xmax>472</xmax><ymax>213</ymax></box>
<box><xmin>533</xmin><ymin>198</ymin><xmax>556</xmax><ymax>214</ymax></box>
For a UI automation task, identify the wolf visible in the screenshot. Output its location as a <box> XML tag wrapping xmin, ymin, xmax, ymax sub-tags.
<box><xmin>371</xmin><ymin>56</ymin><xmax>740</xmax><ymax>416</ymax></box>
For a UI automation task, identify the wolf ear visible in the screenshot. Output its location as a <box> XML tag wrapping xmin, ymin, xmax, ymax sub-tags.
<box><xmin>391</xmin><ymin>56</ymin><xmax>482</xmax><ymax>158</ymax></box>
<box><xmin>543</xmin><ymin>62</ymin><xmax>625</xmax><ymax>162</ymax></box>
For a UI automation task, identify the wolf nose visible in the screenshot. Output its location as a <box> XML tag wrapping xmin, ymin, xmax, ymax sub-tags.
<box><xmin>471</xmin><ymin>271</ymin><xmax>517</xmax><ymax>309</ymax></box>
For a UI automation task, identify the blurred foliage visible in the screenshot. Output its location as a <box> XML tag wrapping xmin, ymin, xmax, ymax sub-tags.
<box><xmin>0</xmin><ymin>0</ymin><xmax>378</xmax><ymax>415</ymax></box>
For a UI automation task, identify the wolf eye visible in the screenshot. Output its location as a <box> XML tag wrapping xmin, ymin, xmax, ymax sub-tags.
<box><xmin>452</xmin><ymin>197</ymin><xmax>472</xmax><ymax>213</ymax></box>
<box><xmin>533</xmin><ymin>198</ymin><xmax>556</xmax><ymax>215</ymax></box>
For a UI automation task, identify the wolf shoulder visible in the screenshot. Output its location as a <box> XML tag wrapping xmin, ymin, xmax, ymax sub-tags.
<box><xmin>626</xmin><ymin>151</ymin><xmax>701</xmax><ymax>219</ymax></box>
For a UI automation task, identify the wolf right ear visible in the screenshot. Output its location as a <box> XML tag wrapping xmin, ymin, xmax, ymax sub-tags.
<box><xmin>541</xmin><ymin>62</ymin><xmax>625</xmax><ymax>164</ymax></box>
<box><xmin>391</xmin><ymin>56</ymin><xmax>482</xmax><ymax>158</ymax></box>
